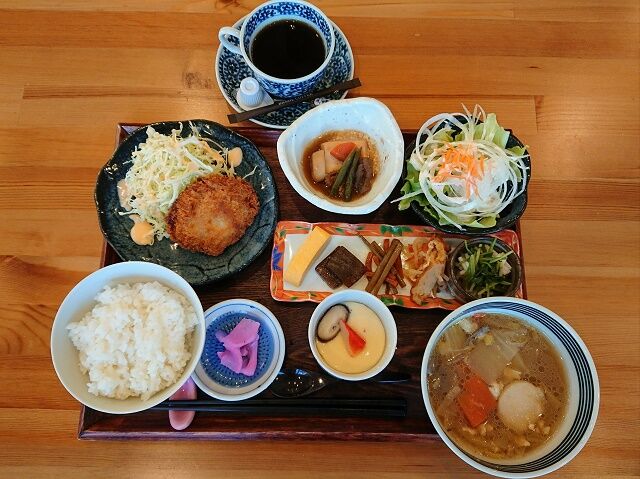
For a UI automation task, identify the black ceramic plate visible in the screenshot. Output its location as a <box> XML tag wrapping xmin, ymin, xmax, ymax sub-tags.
<box><xmin>403</xmin><ymin>120</ymin><xmax>531</xmax><ymax>235</ymax></box>
<box><xmin>95</xmin><ymin>120</ymin><xmax>278</xmax><ymax>286</ymax></box>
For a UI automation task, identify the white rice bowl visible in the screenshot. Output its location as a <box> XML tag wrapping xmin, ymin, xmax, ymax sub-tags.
<box><xmin>67</xmin><ymin>281</ymin><xmax>197</xmax><ymax>401</ymax></box>
<box><xmin>51</xmin><ymin>261</ymin><xmax>205</xmax><ymax>415</ymax></box>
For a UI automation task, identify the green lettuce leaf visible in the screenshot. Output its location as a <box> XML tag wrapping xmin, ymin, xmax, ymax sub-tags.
<box><xmin>398</xmin><ymin>163</ymin><xmax>422</xmax><ymax>211</ymax></box>
<box><xmin>507</xmin><ymin>145</ymin><xmax>526</xmax><ymax>156</ymax></box>
<box><xmin>477</xmin><ymin>113</ymin><xmax>510</xmax><ymax>148</ymax></box>
<box><xmin>435</xmin><ymin>211</ymin><xmax>498</xmax><ymax>229</ymax></box>
<box><xmin>507</xmin><ymin>145</ymin><xmax>528</xmax><ymax>181</ymax></box>
<box><xmin>433</xmin><ymin>128</ymin><xmax>454</xmax><ymax>143</ymax></box>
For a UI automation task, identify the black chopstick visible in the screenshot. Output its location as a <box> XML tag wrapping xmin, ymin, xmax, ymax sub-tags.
<box><xmin>227</xmin><ymin>78</ymin><xmax>362</xmax><ymax>124</ymax></box>
<box><xmin>151</xmin><ymin>397</ymin><xmax>406</xmax><ymax>418</ymax></box>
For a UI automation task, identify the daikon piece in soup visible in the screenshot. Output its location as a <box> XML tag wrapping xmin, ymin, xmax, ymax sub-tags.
<box><xmin>428</xmin><ymin>313</ymin><xmax>567</xmax><ymax>461</ymax></box>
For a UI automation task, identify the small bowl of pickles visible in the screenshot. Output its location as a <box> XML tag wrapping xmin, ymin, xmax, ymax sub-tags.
<box><xmin>445</xmin><ymin>237</ymin><xmax>522</xmax><ymax>303</ymax></box>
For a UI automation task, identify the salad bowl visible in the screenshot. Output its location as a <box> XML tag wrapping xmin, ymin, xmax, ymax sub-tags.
<box><xmin>400</xmin><ymin>111</ymin><xmax>531</xmax><ymax>235</ymax></box>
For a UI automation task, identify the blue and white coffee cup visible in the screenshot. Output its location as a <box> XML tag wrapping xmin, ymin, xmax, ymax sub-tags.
<box><xmin>218</xmin><ymin>0</ymin><xmax>336</xmax><ymax>99</ymax></box>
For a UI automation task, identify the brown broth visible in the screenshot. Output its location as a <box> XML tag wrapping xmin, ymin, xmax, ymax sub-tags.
<box><xmin>301</xmin><ymin>130</ymin><xmax>378</xmax><ymax>202</ymax></box>
<box><xmin>428</xmin><ymin>313</ymin><xmax>568</xmax><ymax>461</ymax></box>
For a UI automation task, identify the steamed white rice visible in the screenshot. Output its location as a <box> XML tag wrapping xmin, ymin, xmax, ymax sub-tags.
<box><xmin>67</xmin><ymin>281</ymin><xmax>198</xmax><ymax>400</ymax></box>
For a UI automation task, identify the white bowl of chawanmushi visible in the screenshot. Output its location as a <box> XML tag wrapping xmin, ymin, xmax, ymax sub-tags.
<box><xmin>308</xmin><ymin>289</ymin><xmax>397</xmax><ymax>381</ymax></box>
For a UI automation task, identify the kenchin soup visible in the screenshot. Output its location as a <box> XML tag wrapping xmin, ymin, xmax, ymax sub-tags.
<box><xmin>428</xmin><ymin>313</ymin><xmax>567</xmax><ymax>461</ymax></box>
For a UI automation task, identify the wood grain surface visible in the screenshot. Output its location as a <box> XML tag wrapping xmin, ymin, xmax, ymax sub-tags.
<box><xmin>0</xmin><ymin>1</ymin><xmax>638</xmax><ymax>478</ymax></box>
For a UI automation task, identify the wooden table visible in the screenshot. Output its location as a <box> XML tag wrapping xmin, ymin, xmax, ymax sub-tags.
<box><xmin>0</xmin><ymin>1</ymin><xmax>638</xmax><ymax>477</ymax></box>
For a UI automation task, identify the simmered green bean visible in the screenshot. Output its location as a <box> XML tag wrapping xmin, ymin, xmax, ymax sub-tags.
<box><xmin>330</xmin><ymin>147</ymin><xmax>358</xmax><ymax>196</ymax></box>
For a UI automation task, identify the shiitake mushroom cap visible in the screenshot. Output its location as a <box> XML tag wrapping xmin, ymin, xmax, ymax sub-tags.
<box><xmin>316</xmin><ymin>304</ymin><xmax>350</xmax><ymax>342</ymax></box>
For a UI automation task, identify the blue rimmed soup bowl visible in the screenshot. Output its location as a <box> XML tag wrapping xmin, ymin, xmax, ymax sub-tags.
<box><xmin>421</xmin><ymin>297</ymin><xmax>599</xmax><ymax>478</ymax></box>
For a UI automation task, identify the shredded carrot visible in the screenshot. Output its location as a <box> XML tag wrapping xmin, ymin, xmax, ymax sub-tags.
<box><xmin>365</xmin><ymin>252</ymin><xmax>373</xmax><ymax>271</ymax></box>
<box><xmin>431</xmin><ymin>145</ymin><xmax>486</xmax><ymax>199</ymax></box>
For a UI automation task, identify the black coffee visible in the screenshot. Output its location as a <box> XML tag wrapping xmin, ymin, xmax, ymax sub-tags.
<box><xmin>250</xmin><ymin>19</ymin><xmax>326</xmax><ymax>79</ymax></box>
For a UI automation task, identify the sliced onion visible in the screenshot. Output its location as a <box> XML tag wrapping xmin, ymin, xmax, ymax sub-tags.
<box><xmin>398</xmin><ymin>106</ymin><xmax>529</xmax><ymax>229</ymax></box>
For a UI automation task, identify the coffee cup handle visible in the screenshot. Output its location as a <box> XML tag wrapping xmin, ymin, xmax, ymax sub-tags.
<box><xmin>218</xmin><ymin>27</ymin><xmax>242</xmax><ymax>55</ymax></box>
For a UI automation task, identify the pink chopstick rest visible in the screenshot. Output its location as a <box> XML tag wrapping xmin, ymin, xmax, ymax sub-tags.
<box><xmin>168</xmin><ymin>377</ymin><xmax>197</xmax><ymax>431</ymax></box>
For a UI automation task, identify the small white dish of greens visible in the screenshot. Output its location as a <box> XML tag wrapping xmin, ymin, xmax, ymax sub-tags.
<box><xmin>395</xmin><ymin>105</ymin><xmax>530</xmax><ymax>234</ymax></box>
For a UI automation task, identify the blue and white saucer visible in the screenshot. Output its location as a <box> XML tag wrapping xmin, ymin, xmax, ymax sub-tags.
<box><xmin>215</xmin><ymin>18</ymin><xmax>354</xmax><ymax>129</ymax></box>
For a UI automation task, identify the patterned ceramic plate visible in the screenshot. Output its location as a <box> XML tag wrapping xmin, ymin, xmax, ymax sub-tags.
<box><xmin>95</xmin><ymin>120</ymin><xmax>278</xmax><ymax>286</ymax></box>
<box><xmin>270</xmin><ymin>221</ymin><xmax>524</xmax><ymax>310</ymax></box>
<box><xmin>215</xmin><ymin>18</ymin><xmax>354</xmax><ymax>129</ymax></box>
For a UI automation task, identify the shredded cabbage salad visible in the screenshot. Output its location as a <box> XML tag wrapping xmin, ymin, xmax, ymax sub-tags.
<box><xmin>395</xmin><ymin>105</ymin><xmax>529</xmax><ymax>230</ymax></box>
<box><xmin>120</xmin><ymin>124</ymin><xmax>237</xmax><ymax>240</ymax></box>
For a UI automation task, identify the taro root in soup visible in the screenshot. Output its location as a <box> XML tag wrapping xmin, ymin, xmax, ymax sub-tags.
<box><xmin>302</xmin><ymin>130</ymin><xmax>378</xmax><ymax>202</ymax></box>
<box><xmin>428</xmin><ymin>313</ymin><xmax>567</xmax><ymax>460</ymax></box>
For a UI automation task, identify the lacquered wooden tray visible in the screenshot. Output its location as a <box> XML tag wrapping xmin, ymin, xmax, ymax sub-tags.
<box><xmin>78</xmin><ymin>123</ymin><xmax>528</xmax><ymax>441</ymax></box>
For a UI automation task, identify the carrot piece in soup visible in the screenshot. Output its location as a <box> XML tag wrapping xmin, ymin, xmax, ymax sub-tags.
<box><xmin>457</xmin><ymin>374</ymin><xmax>497</xmax><ymax>428</ymax></box>
<box><xmin>330</xmin><ymin>142</ymin><xmax>356</xmax><ymax>161</ymax></box>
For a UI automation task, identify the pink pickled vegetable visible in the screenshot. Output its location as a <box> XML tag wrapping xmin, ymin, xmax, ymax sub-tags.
<box><xmin>216</xmin><ymin>318</ymin><xmax>260</xmax><ymax>376</ymax></box>
<box><xmin>240</xmin><ymin>338</ymin><xmax>259</xmax><ymax>376</ymax></box>
<box><xmin>219</xmin><ymin>318</ymin><xmax>260</xmax><ymax>349</ymax></box>
<box><xmin>168</xmin><ymin>377</ymin><xmax>197</xmax><ymax>431</ymax></box>
<box><xmin>217</xmin><ymin>347</ymin><xmax>244</xmax><ymax>373</ymax></box>
<box><xmin>215</xmin><ymin>330</ymin><xmax>227</xmax><ymax>342</ymax></box>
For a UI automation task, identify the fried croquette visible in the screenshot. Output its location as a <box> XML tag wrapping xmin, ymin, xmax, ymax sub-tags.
<box><xmin>166</xmin><ymin>174</ymin><xmax>259</xmax><ymax>256</ymax></box>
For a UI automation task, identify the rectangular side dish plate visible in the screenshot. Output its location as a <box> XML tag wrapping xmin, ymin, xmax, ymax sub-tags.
<box><xmin>270</xmin><ymin>221</ymin><xmax>524</xmax><ymax>309</ymax></box>
<box><xmin>78</xmin><ymin>124</ymin><xmax>528</xmax><ymax>441</ymax></box>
